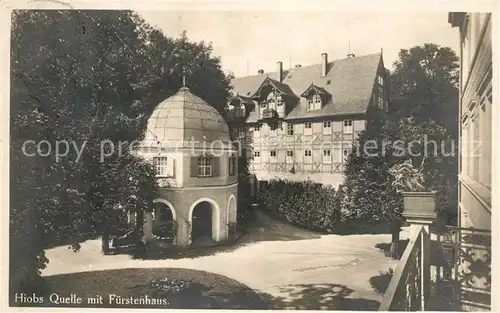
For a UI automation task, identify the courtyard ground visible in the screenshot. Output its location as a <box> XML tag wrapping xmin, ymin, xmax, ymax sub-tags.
<box><xmin>42</xmin><ymin>210</ymin><xmax>410</xmax><ymax>310</ymax></box>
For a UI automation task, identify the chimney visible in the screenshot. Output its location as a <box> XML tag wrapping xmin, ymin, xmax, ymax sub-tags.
<box><xmin>276</xmin><ymin>61</ymin><xmax>283</xmax><ymax>82</ymax></box>
<box><xmin>257</xmin><ymin>69</ymin><xmax>264</xmax><ymax>74</ymax></box>
<box><xmin>321</xmin><ymin>53</ymin><xmax>328</xmax><ymax>77</ymax></box>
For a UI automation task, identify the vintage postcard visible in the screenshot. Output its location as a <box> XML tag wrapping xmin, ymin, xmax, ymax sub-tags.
<box><xmin>2</xmin><ymin>0</ymin><xmax>497</xmax><ymax>312</ymax></box>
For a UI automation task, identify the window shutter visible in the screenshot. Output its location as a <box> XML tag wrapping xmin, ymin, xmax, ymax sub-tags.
<box><xmin>212</xmin><ymin>157</ymin><xmax>220</xmax><ymax>177</ymax></box>
<box><xmin>228</xmin><ymin>156</ymin><xmax>233</xmax><ymax>176</ymax></box>
<box><xmin>234</xmin><ymin>156</ymin><xmax>238</xmax><ymax>175</ymax></box>
<box><xmin>190</xmin><ymin>157</ymin><xmax>198</xmax><ymax>177</ymax></box>
<box><xmin>171</xmin><ymin>158</ymin><xmax>176</xmax><ymax>178</ymax></box>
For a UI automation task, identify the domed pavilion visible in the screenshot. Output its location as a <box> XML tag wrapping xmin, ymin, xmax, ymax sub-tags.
<box><xmin>137</xmin><ymin>86</ymin><xmax>239</xmax><ymax>247</ymax></box>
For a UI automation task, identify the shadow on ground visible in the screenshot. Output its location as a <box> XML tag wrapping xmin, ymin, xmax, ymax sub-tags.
<box><xmin>23</xmin><ymin>268</ymin><xmax>269</xmax><ymax>309</ymax></box>
<box><xmin>256</xmin><ymin>283</ymin><xmax>380</xmax><ymax>310</ymax></box>
<box><xmin>132</xmin><ymin>209</ymin><xmax>322</xmax><ymax>260</ymax></box>
<box><xmin>374</xmin><ymin>239</ymin><xmax>409</xmax><ymax>259</ymax></box>
<box><xmin>369</xmin><ymin>269</ymin><xmax>394</xmax><ymax>295</ymax></box>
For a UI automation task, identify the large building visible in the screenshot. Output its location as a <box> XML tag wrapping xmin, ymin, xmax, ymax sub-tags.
<box><xmin>136</xmin><ymin>86</ymin><xmax>239</xmax><ymax>247</ymax></box>
<box><xmin>448</xmin><ymin>13</ymin><xmax>491</xmax><ymax>231</ymax></box>
<box><xmin>226</xmin><ymin>52</ymin><xmax>389</xmax><ymax>188</ymax></box>
<box><xmin>448</xmin><ymin>12</ymin><xmax>492</xmax><ymax>311</ymax></box>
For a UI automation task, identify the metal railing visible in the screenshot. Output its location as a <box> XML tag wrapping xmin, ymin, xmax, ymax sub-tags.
<box><xmin>379</xmin><ymin>225</ymin><xmax>431</xmax><ymax>311</ymax></box>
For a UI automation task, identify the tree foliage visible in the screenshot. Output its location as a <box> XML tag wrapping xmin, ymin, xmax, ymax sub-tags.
<box><xmin>339</xmin><ymin>110</ymin><xmax>403</xmax><ymax>228</ymax></box>
<box><xmin>389</xmin><ymin>43</ymin><xmax>459</xmax><ymax>138</ymax></box>
<box><xmin>10</xmin><ymin>10</ymin><xmax>232</xmax><ymax>293</ymax></box>
<box><xmin>257</xmin><ymin>180</ymin><xmax>339</xmax><ymax>233</ymax></box>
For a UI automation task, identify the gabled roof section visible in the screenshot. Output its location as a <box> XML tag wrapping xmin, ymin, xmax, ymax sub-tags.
<box><xmin>251</xmin><ymin>76</ymin><xmax>297</xmax><ymax>99</ymax></box>
<box><xmin>300</xmin><ymin>83</ymin><xmax>330</xmax><ymax>98</ymax></box>
<box><xmin>233</xmin><ymin>94</ymin><xmax>255</xmax><ymax>106</ymax></box>
<box><xmin>230</xmin><ymin>52</ymin><xmax>382</xmax><ymax>120</ymax></box>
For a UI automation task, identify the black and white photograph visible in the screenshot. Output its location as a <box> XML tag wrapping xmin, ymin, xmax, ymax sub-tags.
<box><xmin>4</xmin><ymin>1</ymin><xmax>497</xmax><ymax>311</ymax></box>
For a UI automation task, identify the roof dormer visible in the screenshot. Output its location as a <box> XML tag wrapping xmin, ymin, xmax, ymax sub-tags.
<box><xmin>301</xmin><ymin>84</ymin><xmax>331</xmax><ymax>111</ymax></box>
<box><xmin>251</xmin><ymin>76</ymin><xmax>297</xmax><ymax>101</ymax></box>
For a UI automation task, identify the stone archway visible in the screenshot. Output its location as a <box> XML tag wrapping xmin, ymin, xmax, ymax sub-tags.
<box><xmin>152</xmin><ymin>199</ymin><xmax>176</xmax><ymax>242</ymax></box>
<box><xmin>188</xmin><ymin>198</ymin><xmax>220</xmax><ymax>244</ymax></box>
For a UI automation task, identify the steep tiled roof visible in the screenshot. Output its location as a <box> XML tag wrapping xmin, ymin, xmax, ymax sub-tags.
<box><xmin>230</xmin><ymin>53</ymin><xmax>382</xmax><ymax>122</ymax></box>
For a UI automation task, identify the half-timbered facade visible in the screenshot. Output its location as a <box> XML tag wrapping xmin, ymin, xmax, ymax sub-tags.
<box><xmin>226</xmin><ymin>52</ymin><xmax>389</xmax><ymax>188</ymax></box>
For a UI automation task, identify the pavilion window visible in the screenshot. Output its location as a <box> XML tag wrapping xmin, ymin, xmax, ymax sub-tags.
<box><xmin>197</xmin><ymin>156</ymin><xmax>213</xmax><ymax>177</ymax></box>
<box><xmin>153</xmin><ymin>157</ymin><xmax>169</xmax><ymax>177</ymax></box>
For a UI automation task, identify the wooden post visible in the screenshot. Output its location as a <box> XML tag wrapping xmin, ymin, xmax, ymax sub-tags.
<box><xmin>421</xmin><ymin>227</ymin><xmax>431</xmax><ymax>310</ymax></box>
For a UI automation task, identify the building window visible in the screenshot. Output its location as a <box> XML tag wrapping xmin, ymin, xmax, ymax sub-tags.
<box><xmin>197</xmin><ymin>156</ymin><xmax>213</xmax><ymax>177</ymax></box>
<box><xmin>270</xmin><ymin>150</ymin><xmax>276</xmax><ymax>157</ymax></box>
<box><xmin>277</xmin><ymin>96</ymin><xmax>284</xmax><ymax>106</ymax></box>
<box><xmin>323</xmin><ymin>121</ymin><xmax>331</xmax><ymax>128</ymax></box>
<box><xmin>307</xmin><ymin>97</ymin><xmax>314</xmax><ymax>110</ymax></box>
<box><xmin>343</xmin><ymin>120</ymin><xmax>353</xmax><ymax>134</ymax></box>
<box><xmin>254</xmin><ymin>124</ymin><xmax>261</xmax><ymax>132</ymax></box>
<box><xmin>229</xmin><ymin>154</ymin><xmax>237</xmax><ymax>176</ymax></box>
<box><xmin>254</xmin><ymin>151</ymin><xmax>260</xmax><ymax>157</ymax></box>
<box><xmin>314</xmin><ymin>94</ymin><xmax>322</xmax><ymax>110</ymax></box>
<box><xmin>304</xmin><ymin>150</ymin><xmax>312</xmax><ymax>157</ymax></box>
<box><xmin>323</xmin><ymin>149</ymin><xmax>331</xmax><ymax>164</ymax></box>
<box><xmin>305</xmin><ymin>122</ymin><xmax>312</xmax><ymax>129</ymax></box>
<box><xmin>239</xmin><ymin>127</ymin><xmax>246</xmax><ymax>138</ymax></box>
<box><xmin>270</xmin><ymin>124</ymin><xmax>277</xmax><ymax>131</ymax></box>
<box><xmin>286</xmin><ymin>150</ymin><xmax>294</xmax><ymax>157</ymax></box>
<box><xmin>287</xmin><ymin>123</ymin><xmax>294</xmax><ymax>135</ymax></box>
<box><xmin>378</xmin><ymin>75</ymin><xmax>384</xmax><ymax>86</ymax></box>
<box><xmin>153</xmin><ymin>157</ymin><xmax>169</xmax><ymax>177</ymax></box>
<box><xmin>307</xmin><ymin>94</ymin><xmax>322</xmax><ymax>110</ymax></box>
<box><xmin>343</xmin><ymin>148</ymin><xmax>350</xmax><ymax>163</ymax></box>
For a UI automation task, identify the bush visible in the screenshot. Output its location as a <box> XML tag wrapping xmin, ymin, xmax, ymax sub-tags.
<box><xmin>257</xmin><ymin>179</ymin><xmax>339</xmax><ymax>233</ymax></box>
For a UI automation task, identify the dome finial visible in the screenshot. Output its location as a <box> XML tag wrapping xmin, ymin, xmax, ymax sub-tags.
<box><xmin>180</xmin><ymin>67</ymin><xmax>190</xmax><ymax>91</ymax></box>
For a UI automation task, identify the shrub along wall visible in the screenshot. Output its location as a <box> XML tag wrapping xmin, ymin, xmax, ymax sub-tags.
<box><xmin>257</xmin><ymin>179</ymin><xmax>340</xmax><ymax>233</ymax></box>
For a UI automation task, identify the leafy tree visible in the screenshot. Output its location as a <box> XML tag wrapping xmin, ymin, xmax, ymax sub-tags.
<box><xmin>339</xmin><ymin>109</ymin><xmax>404</xmax><ymax>257</ymax></box>
<box><xmin>389</xmin><ymin>43</ymin><xmax>459</xmax><ymax>138</ymax></box>
<box><xmin>392</xmin><ymin>117</ymin><xmax>458</xmax><ymax>221</ymax></box>
<box><xmin>10</xmin><ymin>9</ymin><xmax>234</xmax><ymax>294</ymax></box>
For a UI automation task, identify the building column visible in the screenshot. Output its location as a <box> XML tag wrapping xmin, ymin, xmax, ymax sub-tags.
<box><xmin>175</xmin><ymin>218</ymin><xmax>190</xmax><ymax>247</ymax></box>
<box><xmin>144</xmin><ymin>212</ymin><xmax>154</xmax><ymax>242</ymax></box>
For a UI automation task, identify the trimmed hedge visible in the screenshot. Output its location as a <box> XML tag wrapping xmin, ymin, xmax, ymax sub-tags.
<box><xmin>257</xmin><ymin>179</ymin><xmax>340</xmax><ymax>233</ymax></box>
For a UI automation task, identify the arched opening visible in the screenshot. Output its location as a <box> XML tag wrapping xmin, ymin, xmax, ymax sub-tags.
<box><xmin>152</xmin><ymin>200</ymin><xmax>176</xmax><ymax>243</ymax></box>
<box><xmin>189</xmin><ymin>198</ymin><xmax>220</xmax><ymax>245</ymax></box>
<box><xmin>227</xmin><ymin>195</ymin><xmax>237</xmax><ymax>235</ymax></box>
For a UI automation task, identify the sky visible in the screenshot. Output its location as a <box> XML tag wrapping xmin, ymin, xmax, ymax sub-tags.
<box><xmin>138</xmin><ymin>11</ymin><xmax>460</xmax><ymax>78</ymax></box>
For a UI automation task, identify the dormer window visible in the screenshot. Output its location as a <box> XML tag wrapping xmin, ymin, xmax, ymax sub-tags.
<box><xmin>302</xmin><ymin>83</ymin><xmax>330</xmax><ymax>111</ymax></box>
<box><xmin>313</xmin><ymin>95</ymin><xmax>322</xmax><ymax>109</ymax></box>
<box><xmin>234</xmin><ymin>104</ymin><xmax>246</xmax><ymax>117</ymax></box>
<box><xmin>307</xmin><ymin>97</ymin><xmax>314</xmax><ymax>110</ymax></box>
<box><xmin>307</xmin><ymin>94</ymin><xmax>322</xmax><ymax>110</ymax></box>
<box><xmin>277</xmin><ymin>95</ymin><xmax>284</xmax><ymax>106</ymax></box>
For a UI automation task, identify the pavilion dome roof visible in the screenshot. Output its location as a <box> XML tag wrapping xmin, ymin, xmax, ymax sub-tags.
<box><xmin>143</xmin><ymin>87</ymin><xmax>230</xmax><ymax>148</ymax></box>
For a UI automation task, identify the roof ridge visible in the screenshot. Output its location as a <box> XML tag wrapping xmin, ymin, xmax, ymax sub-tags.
<box><xmin>231</xmin><ymin>52</ymin><xmax>381</xmax><ymax>79</ymax></box>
